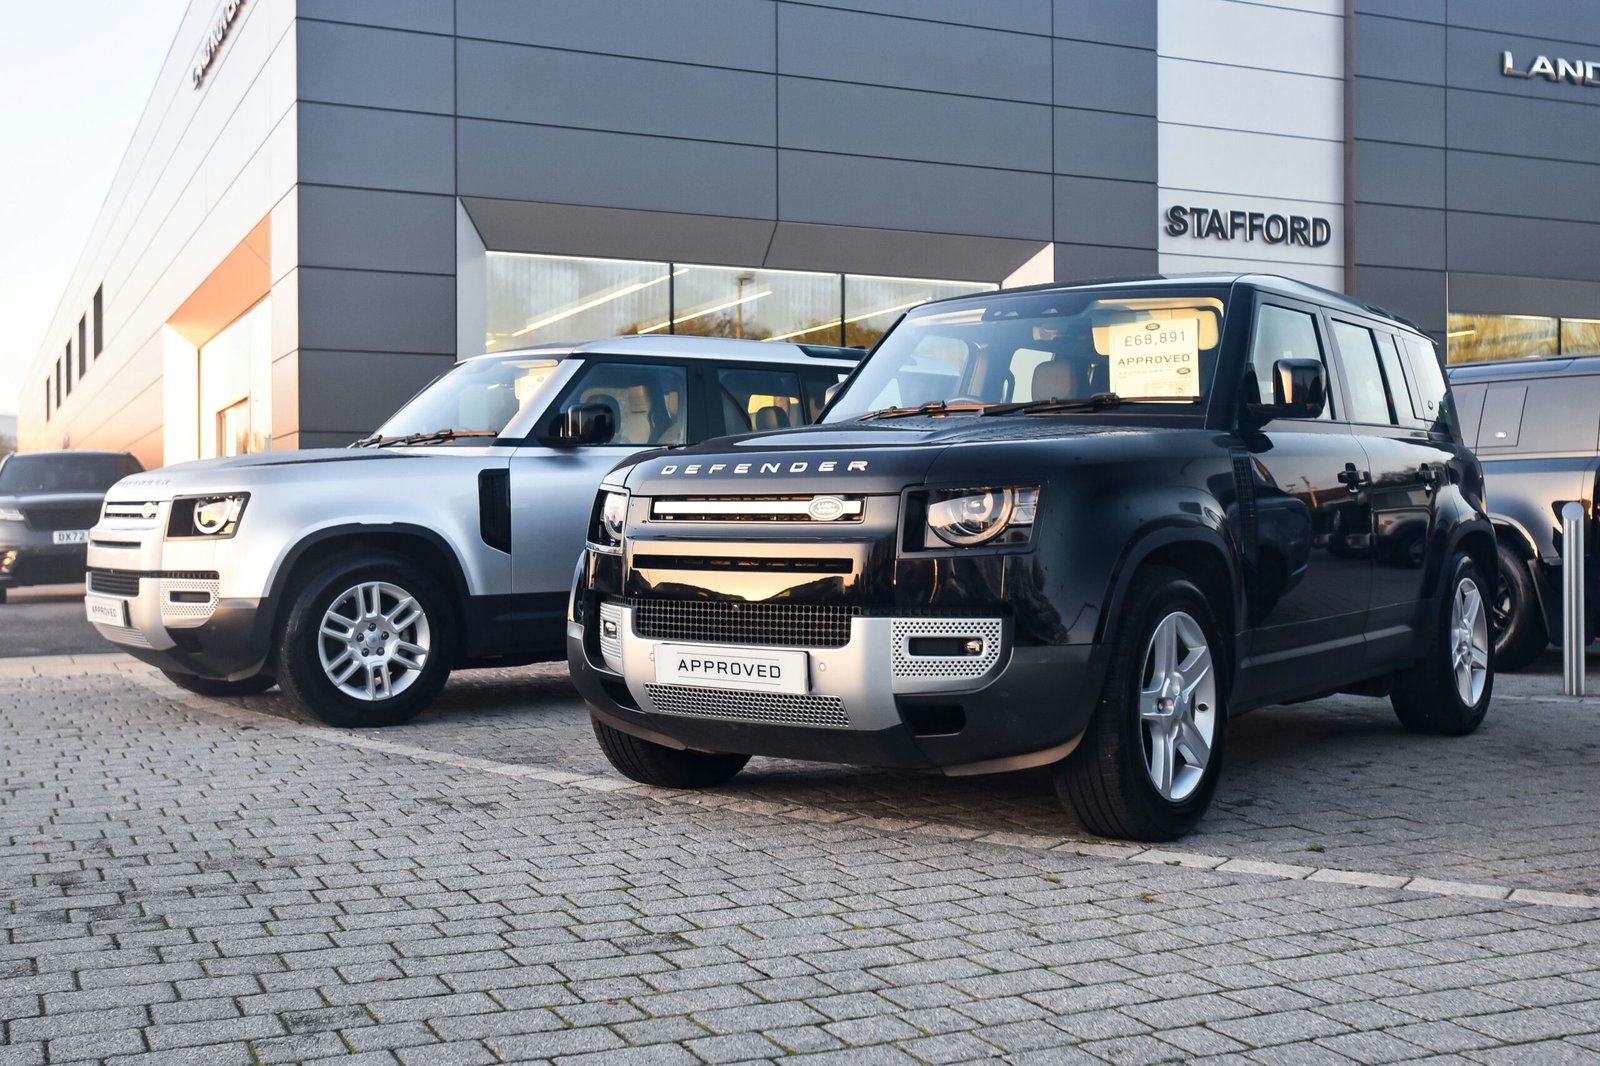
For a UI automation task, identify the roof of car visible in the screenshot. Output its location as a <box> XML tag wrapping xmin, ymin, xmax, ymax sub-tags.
<box><xmin>3</xmin><ymin>450</ymin><xmax>132</xmax><ymax>459</ymax></box>
<box><xmin>468</xmin><ymin>335</ymin><xmax>863</xmax><ymax>365</ymax></box>
<box><xmin>1446</xmin><ymin>353</ymin><xmax>1600</xmax><ymax>382</ymax></box>
<box><xmin>918</xmin><ymin>272</ymin><xmax>1429</xmax><ymax>337</ymax></box>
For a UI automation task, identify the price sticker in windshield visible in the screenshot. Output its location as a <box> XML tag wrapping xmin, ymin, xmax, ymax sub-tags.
<box><xmin>1108</xmin><ymin>318</ymin><xmax>1201</xmax><ymax>398</ymax></box>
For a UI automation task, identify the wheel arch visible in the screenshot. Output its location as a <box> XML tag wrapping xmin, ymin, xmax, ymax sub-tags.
<box><xmin>1099</xmin><ymin>525</ymin><xmax>1241</xmax><ymax>663</ymax></box>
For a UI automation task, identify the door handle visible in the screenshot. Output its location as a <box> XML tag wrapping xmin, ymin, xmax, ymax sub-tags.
<box><xmin>1338</xmin><ymin>463</ymin><xmax>1370</xmax><ymax>493</ymax></box>
<box><xmin>1418</xmin><ymin>463</ymin><xmax>1441</xmax><ymax>494</ymax></box>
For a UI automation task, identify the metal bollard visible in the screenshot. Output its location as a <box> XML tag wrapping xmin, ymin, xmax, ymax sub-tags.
<box><xmin>1561</xmin><ymin>501</ymin><xmax>1586</xmax><ymax>697</ymax></box>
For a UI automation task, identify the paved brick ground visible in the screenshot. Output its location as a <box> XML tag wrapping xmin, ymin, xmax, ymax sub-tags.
<box><xmin>3</xmin><ymin>664</ymin><xmax>1600</xmax><ymax>1064</ymax></box>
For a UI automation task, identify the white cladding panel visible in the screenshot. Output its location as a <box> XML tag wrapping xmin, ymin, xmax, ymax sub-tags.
<box><xmin>1156</xmin><ymin>0</ymin><xmax>1345</xmax><ymax>289</ymax></box>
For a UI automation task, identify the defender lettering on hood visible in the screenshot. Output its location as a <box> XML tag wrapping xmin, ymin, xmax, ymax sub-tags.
<box><xmin>659</xmin><ymin>459</ymin><xmax>869</xmax><ymax>476</ymax></box>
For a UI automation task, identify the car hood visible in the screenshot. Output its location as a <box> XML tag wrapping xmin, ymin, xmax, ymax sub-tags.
<box><xmin>103</xmin><ymin>446</ymin><xmax>502</xmax><ymax>502</ymax></box>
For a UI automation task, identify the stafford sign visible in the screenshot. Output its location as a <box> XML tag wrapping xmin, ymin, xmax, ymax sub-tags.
<box><xmin>1163</xmin><ymin>205</ymin><xmax>1332</xmax><ymax>249</ymax></box>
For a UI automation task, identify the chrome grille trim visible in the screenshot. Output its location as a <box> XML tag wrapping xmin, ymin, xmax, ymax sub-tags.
<box><xmin>644</xmin><ymin>683</ymin><xmax>849</xmax><ymax>728</ymax></box>
<box><xmin>649</xmin><ymin>495</ymin><xmax>864</xmax><ymax>522</ymax></box>
<box><xmin>630</xmin><ymin>599</ymin><xmax>859</xmax><ymax>648</ymax></box>
<box><xmin>102</xmin><ymin>500</ymin><xmax>161</xmax><ymax>521</ymax></box>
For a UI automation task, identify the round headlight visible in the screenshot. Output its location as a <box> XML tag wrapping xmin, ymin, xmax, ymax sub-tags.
<box><xmin>601</xmin><ymin>491</ymin><xmax>627</xmax><ymax>540</ymax></box>
<box><xmin>193</xmin><ymin>498</ymin><xmax>236</xmax><ymax>535</ymax></box>
<box><xmin>928</xmin><ymin>489</ymin><xmax>1015</xmax><ymax>546</ymax></box>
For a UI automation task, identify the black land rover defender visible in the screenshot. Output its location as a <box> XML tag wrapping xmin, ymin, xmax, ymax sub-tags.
<box><xmin>567</xmin><ymin>275</ymin><xmax>1495</xmax><ymax>841</ymax></box>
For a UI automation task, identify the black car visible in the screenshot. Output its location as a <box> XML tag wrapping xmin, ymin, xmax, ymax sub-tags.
<box><xmin>1448</xmin><ymin>355</ymin><xmax>1600</xmax><ymax>671</ymax></box>
<box><xmin>0</xmin><ymin>450</ymin><xmax>143</xmax><ymax>603</ymax></box>
<box><xmin>568</xmin><ymin>275</ymin><xmax>1495</xmax><ymax>841</ymax></box>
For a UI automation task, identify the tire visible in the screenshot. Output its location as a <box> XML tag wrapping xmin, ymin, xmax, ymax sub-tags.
<box><xmin>161</xmin><ymin>670</ymin><xmax>276</xmax><ymax>697</ymax></box>
<box><xmin>592</xmin><ymin>717</ymin><xmax>749</xmax><ymax>789</ymax></box>
<box><xmin>275</xmin><ymin>555</ymin><xmax>454</xmax><ymax>728</ymax></box>
<box><xmin>1054</xmin><ymin>566</ymin><xmax>1228</xmax><ymax>841</ymax></box>
<box><xmin>1490</xmin><ymin>542</ymin><xmax>1546</xmax><ymax>673</ymax></box>
<box><xmin>1391</xmin><ymin>551</ymin><xmax>1493</xmax><ymax>736</ymax></box>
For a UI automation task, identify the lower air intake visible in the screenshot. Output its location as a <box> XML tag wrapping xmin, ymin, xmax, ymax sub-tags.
<box><xmin>643</xmin><ymin>683</ymin><xmax>849</xmax><ymax>728</ymax></box>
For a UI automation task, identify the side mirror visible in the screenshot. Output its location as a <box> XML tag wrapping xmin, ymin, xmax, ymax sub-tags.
<box><xmin>823</xmin><ymin>381</ymin><xmax>844</xmax><ymax>407</ymax></box>
<box><xmin>1247</xmin><ymin>358</ymin><xmax>1326</xmax><ymax>423</ymax></box>
<box><xmin>552</xmin><ymin>402</ymin><xmax>615</xmax><ymax>448</ymax></box>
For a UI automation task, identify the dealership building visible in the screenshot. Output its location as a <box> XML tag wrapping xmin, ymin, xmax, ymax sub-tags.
<box><xmin>21</xmin><ymin>0</ymin><xmax>1600</xmax><ymax>464</ymax></box>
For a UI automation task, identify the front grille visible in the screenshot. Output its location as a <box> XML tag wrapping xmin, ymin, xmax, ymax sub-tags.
<box><xmin>88</xmin><ymin>569</ymin><xmax>141</xmax><ymax>596</ymax></box>
<box><xmin>23</xmin><ymin>504</ymin><xmax>102</xmax><ymax>532</ymax></box>
<box><xmin>650</xmin><ymin>496</ymin><xmax>865</xmax><ymax>522</ymax></box>
<box><xmin>103</xmin><ymin>500</ymin><xmax>160</xmax><ymax>521</ymax></box>
<box><xmin>644</xmin><ymin>683</ymin><xmax>849</xmax><ymax>728</ymax></box>
<box><xmin>631</xmin><ymin>599</ymin><xmax>859</xmax><ymax>648</ymax></box>
<box><xmin>95</xmin><ymin>624</ymin><xmax>151</xmax><ymax>648</ymax></box>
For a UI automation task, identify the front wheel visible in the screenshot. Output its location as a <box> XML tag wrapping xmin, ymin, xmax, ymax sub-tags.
<box><xmin>161</xmin><ymin>670</ymin><xmax>276</xmax><ymax>697</ymax></box>
<box><xmin>1055</xmin><ymin>567</ymin><xmax>1227</xmax><ymax>841</ymax></box>
<box><xmin>1391</xmin><ymin>552</ymin><xmax>1493</xmax><ymax>735</ymax></box>
<box><xmin>1490</xmin><ymin>542</ymin><xmax>1546</xmax><ymax>673</ymax></box>
<box><xmin>275</xmin><ymin>556</ymin><xmax>454</xmax><ymax>728</ymax></box>
<box><xmin>592</xmin><ymin>718</ymin><xmax>749</xmax><ymax>789</ymax></box>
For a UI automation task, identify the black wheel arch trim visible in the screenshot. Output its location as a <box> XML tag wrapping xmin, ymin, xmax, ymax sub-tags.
<box><xmin>1097</xmin><ymin>520</ymin><xmax>1245</xmax><ymax>655</ymax></box>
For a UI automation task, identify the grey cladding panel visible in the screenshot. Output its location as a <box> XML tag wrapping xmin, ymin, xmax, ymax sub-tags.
<box><xmin>778</xmin><ymin>4</ymin><xmax>1051</xmax><ymax>103</ymax></box>
<box><xmin>297</xmin><ymin>270</ymin><xmax>456</xmax><ymax>354</ymax></box>
<box><xmin>1053</xmin><ymin>0</ymin><xmax>1155</xmax><ymax>48</ymax></box>
<box><xmin>1354</xmin><ymin>142</ymin><xmax>1444</xmax><ymax>209</ymax></box>
<box><xmin>1055</xmin><ymin>108</ymin><xmax>1155</xmax><ymax>182</ymax></box>
<box><xmin>1448</xmin><ymin>212</ymin><xmax>1600</xmax><ymax>282</ymax></box>
<box><xmin>458</xmin><ymin>40</ymin><xmax>776</xmax><ymax>146</ymax></box>
<box><xmin>1449</xmin><ymin>25</ymin><xmax>1600</xmax><ymax>98</ymax></box>
<box><xmin>778</xmin><ymin>151</ymin><xmax>1052</xmax><ymax>240</ymax></box>
<box><xmin>298</xmin><ymin>104</ymin><xmax>454</xmax><ymax>193</ymax></box>
<box><xmin>1054</xmin><ymin>241</ymin><xmax>1158</xmax><ymax>282</ymax></box>
<box><xmin>1354</xmin><ymin>0</ymin><xmax>1444</xmax><ymax>20</ymax></box>
<box><xmin>1448</xmin><ymin>91</ymin><xmax>1600</xmax><ymax>166</ymax></box>
<box><xmin>1054</xmin><ymin>40</ymin><xmax>1154</xmax><ymax>115</ymax></box>
<box><xmin>457</xmin><ymin>120</ymin><xmax>777</xmax><ymax>219</ymax></box>
<box><xmin>1351</xmin><ymin>266</ymin><xmax>1446</xmax><ymax>336</ymax></box>
<box><xmin>297</xmin><ymin>188</ymin><xmax>455</xmax><ymax>275</ymax></box>
<box><xmin>778</xmin><ymin>79</ymin><xmax>1051</xmax><ymax>172</ymax></box>
<box><xmin>1447</xmin><ymin>0</ymin><xmax>1600</xmax><ymax>49</ymax></box>
<box><xmin>297</xmin><ymin>351</ymin><xmax>455</xmax><ymax>436</ymax></box>
<box><xmin>790</xmin><ymin>0</ymin><xmax>1050</xmax><ymax>35</ymax></box>
<box><xmin>1448</xmin><ymin>153</ymin><xmax>1600</xmax><ymax>224</ymax></box>
<box><xmin>764</xmin><ymin>221</ymin><xmax>1040</xmax><ymax>280</ymax></box>
<box><xmin>1353</xmin><ymin>205</ymin><xmax>1444</xmax><ymax>271</ymax></box>
<box><xmin>1353</xmin><ymin>15</ymin><xmax>1443</xmax><ymax>85</ymax></box>
<box><xmin>1054</xmin><ymin>177</ymin><xmax>1155</xmax><ymax>249</ymax></box>
<box><xmin>455</xmin><ymin>0</ymin><xmax>776</xmax><ymax>70</ymax></box>
<box><xmin>297</xmin><ymin>0</ymin><xmax>453</xmax><ymax>33</ymax></box>
<box><xmin>1353</xmin><ymin>79</ymin><xmax>1444</xmax><ymax>147</ymax></box>
<box><xmin>1448</xmin><ymin>272</ymin><xmax>1600</xmax><ymax>321</ymax></box>
<box><xmin>298</xmin><ymin>21</ymin><xmax>453</xmax><ymax>114</ymax></box>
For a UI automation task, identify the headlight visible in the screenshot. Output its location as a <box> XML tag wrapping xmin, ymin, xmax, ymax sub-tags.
<box><xmin>926</xmin><ymin>487</ymin><xmax>1038</xmax><ymax>548</ymax></box>
<box><xmin>166</xmin><ymin>494</ymin><xmax>249</xmax><ymax>539</ymax></box>
<box><xmin>590</xmin><ymin>489</ymin><xmax>628</xmax><ymax>553</ymax></box>
<box><xmin>0</xmin><ymin>508</ymin><xmax>22</xmax><ymax>523</ymax></box>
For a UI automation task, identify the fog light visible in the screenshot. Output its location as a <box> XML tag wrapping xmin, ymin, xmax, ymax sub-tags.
<box><xmin>964</xmin><ymin>639</ymin><xmax>984</xmax><ymax>656</ymax></box>
<box><xmin>602</xmin><ymin>619</ymin><xmax>619</xmax><ymax>639</ymax></box>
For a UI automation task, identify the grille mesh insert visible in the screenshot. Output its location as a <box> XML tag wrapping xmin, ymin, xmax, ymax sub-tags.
<box><xmin>631</xmin><ymin>599</ymin><xmax>859</xmax><ymax>648</ymax></box>
<box><xmin>88</xmin><ymin>570</ymin><xmax>141</xmax><ymax>597</ymax></box>
<box><xmin>644</xmin><ymin>683</ymin><xmax>849</xmax><ymax>728</ymax></box>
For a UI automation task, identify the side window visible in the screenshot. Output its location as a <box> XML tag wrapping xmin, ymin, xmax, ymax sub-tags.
<box><xmin>1400</xmin><ymin>336</ymin><xmax>1453</xmax><ymax>434</ymax></box>
<box><xmin>1249</xmin><ymin>304</ymin><xmax>1332</xmax><ymax>419</ymax></box>
<box><xmin>1477</xmin><ymin>383</ymin><xmax>1527</xmax><ymax>449</ymax></box>
<box><xmin>1375</xmin><ymin>334</ymin><xmax>1414</xmax><ymax>422</ymax></box>
<box><xmin>716</xmin><ymin>367</ymin><xmax>803</xmax><ymax>435</ymax></box>
<box><xmin>560</xmin><ymin>362</ymin><xmax>688</xmax><ymax>446</ymax></box>
<box><xmin>800</xmin><ymin>368</ymin><xmax>849</xmax><ymax>422</ymax></box>
<box><xmin>1330</xmin><ymin>321</ymin><xmax>1394</xmax><ymax>425</ymax></box>
<box><xmin>1516</xmin><ymin>376</ymin><xmax>1600</xmax><ymax>455</ymax></box>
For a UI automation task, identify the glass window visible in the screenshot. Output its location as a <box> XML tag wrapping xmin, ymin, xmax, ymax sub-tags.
<box><xmin>1331</xmin><ymin>321</ymin><xmax>1394</xmax><ymax>425</ymax></box>
<box><xmin>843</xmin><ymin>274</ymin><xmax>995</xmax><ymax>349</ymax></box>
<box><xmin>93</xmin><ymin>286</ymin><xmax>104</xmax><ymax>356</ymax></box>
<box><xmin>486</xmin><ymin>253</ymin><xmax>671</xmax><ymax>351</ymax></box>
<box><xmin>667</xmin><ymin>265</ymin><xmax>839</xmax><ymax>343</ymax></box>
<box><xmin>716</xmin><ymin>367</ymin><xmax>804</xmax><ymax>435</ymax></box>
<box><xmin>560</xmin><ymin>362</ymin><xmax>688</xmax><ymax>446</ymax></box>
<box><xmin>64</xmin><ymin>341</ymin><xmax>72</xmax><ymax>395</ymax></box>
<box><xmin>800</xmin><ymin>368</ymin><xmax>849</xmax><ymax>422</ymax></box>
<box><xmin>78</xmin><ymin>317</ymin><xmax>87</xmax><ymax>377</ymax></box>
<box><xmin>197</xmin><ymin>298</ymin><xmax>272</xmax><ymax>458</ymax></box>
<box><xmin>375</xmin><ymin>355</ymin><xmax>562</xmax><ymax>439</ymax></box>
<box><xmin>1561</xmin><ymin>318</ymin><xmax>1600</xmax><ymax>354</ymax></box>
<box><xmin>1249</xmin><ymin>304</ymin><xmax>1331</xmax><ymax>419</ymax></box>
<box><xmin>1375</xmin><ymin>333</ymin><xmax>1413</xmax><ymax>421</ymax></box>
<box><xmin>0</xmin><ymin>453</ymin><xmax>130</xmax><ymax>494</ymax></box>
<box><xmin>1447</xmin><ymin>312</ymin><xmax>1557</xmax><ymax>364</ymax></box>
<box><xmin>1402</xmin><ymin>335</ymin><xmax>1452</xmax><ymax>433</ymax></box>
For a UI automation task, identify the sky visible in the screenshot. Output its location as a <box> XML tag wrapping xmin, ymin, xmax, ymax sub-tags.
<box><xmin>0</xmin><ymin>0</ymin><xmax>191</xmax><ymax>418</ymax></box>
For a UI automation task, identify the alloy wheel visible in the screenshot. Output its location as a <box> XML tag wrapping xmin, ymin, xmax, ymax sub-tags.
<box><xmin>1451</xmin><ymin>576</ymin><xmax>1490</xmax><ymax>706</ymax></box>
<box><xmin>316</xmin><ymin>581</ymin><xmax>430</xmax><ymax>702</ymax></box>
<box><xmin>1137</xmin><ymin>610</ymin><xmax>1217</xmax><ymax>802</ymax></box>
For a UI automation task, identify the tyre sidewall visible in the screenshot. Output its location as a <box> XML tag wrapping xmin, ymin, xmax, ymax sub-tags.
<box><xmin>277</xmin><ymin>556</ymin><xmax>453</xmax><ymax>727</ymax></box>
<box><xmin>1436</xmin><ymin>553</ymin><xmax>1495</xmax><ymax>723</ymax></box>
<box><xmin>1492</xmin><ymin>542</ymin><xmax>1544</xmax><ymax>672</ymax></box>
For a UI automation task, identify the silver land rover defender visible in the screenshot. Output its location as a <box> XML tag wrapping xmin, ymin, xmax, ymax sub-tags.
<box><xmin>87</xmin><ymin>336</ymin><xmax>857</xmax><ymax>726</ymax></box>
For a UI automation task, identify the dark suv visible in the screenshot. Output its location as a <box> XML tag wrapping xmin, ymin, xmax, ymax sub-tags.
<box><xmin>0</xmin><ymin>450</ymin><xmax>143</xmax><ymax>603</ymax></box>
<box><xmin>568</xmin><ymin>275</ymin><xmax>1495</xmax><ymax>841</ymax></box>
<box><xmin>1448</xmin><ymin>356</ymin><xmax>1600</xmax><ymax>671</ymax></box>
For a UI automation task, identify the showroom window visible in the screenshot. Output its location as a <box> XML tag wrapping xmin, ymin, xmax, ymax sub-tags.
<box><xmin>484</xmin><ymin>253</ymin><xmax>993</xmax><ymax>353</ymax></box>
<box><xmin>1447</xmin><ymin>312</ymin><xmax>1600</xmax><ymax>364</ymax></box>
<box><xmin>198</xmin><ymin>298</ymin><xmax>272</xmax><ymax>458</ymax></box>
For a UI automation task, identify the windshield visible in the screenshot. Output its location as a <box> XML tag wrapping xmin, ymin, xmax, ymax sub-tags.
<box><xmin>371</xmin><ymin>355</ymin><xmax>564</xmax><ymax>440</ymax></box>
<box><xmin>0</xmin><ymin>453</ymin><xmax>133</xmax><ymax>494</ymax></box>
<box><xmin>825</xmin><ymin>286</ymin><xmax>1231</xmax><ymax>421</ymax></box>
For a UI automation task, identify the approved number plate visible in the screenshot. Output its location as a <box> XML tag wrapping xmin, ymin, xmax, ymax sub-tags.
<box><xmin>52</xmin><ymin>529</ymin><xmax>88</xmax><ymax>545</ymax></box>
<box><xmin>655</xmin><ymin>643</ymin><xmax>809</xmax><ymax>695</ymax></box>
<box><xmin>85</xmin><ymin>594</ymin><xmax>129</xmax><ymax>627</ymax></box>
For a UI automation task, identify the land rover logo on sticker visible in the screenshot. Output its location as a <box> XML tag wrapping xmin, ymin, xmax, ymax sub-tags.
<box><xmin>807</xmin><ymin>496</ymin><xmax>848</xmax><ymax>521</ymax></box>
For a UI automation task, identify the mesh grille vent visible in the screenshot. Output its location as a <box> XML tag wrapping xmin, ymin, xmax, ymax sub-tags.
<box><xmin>631</xmin><ymin>599</ymin><xmax>858</xmax><ymax>648</ymax></box>
<box><xmin>644</xmin><ymin>683</ymin><xmax>849</xmax><ymax>728</ymax></box>
<box><xmin>891</xmin><ymin>618</ymin><xmax>1005</xmax><ymax>680</ymax></box>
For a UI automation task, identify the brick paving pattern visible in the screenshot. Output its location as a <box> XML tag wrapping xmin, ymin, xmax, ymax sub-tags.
<box><xmin>2</xmin><ymin>665</ymin><xmax>1599</xmax><ymax>1063</ymax></box>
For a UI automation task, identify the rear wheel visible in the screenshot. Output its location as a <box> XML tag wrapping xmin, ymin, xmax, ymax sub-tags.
<box><xmin>1392</xmin><ymin>552</ymin><xmax>1493</xmax><ymax>735</ymax></box>
<box><xmin>1055</xmin><ymin>567</ymin><xmax>1227</xmax><ymax>841</ymax></box>
<box><xmin>1490</xmin><ymin>542</ymin><xmax>1546</xmax><ymax>673</ymax></box>
<box><xmin>161</xmin><ymin>671</ymin><xmax>276</xmax><ymax>697</ymax></box>
<box><xmin>275</xmin><ymin>556</ymin><xmax>453</xmax><ymax>728</ymax></box>
<box><xmin>592</xmin><ymin>717</ymin><xmax>749</xmax><ymax>788</ymax></box>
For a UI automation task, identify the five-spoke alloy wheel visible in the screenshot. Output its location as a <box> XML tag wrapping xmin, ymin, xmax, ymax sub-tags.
<box><xmin>1137</xmin><ymin>611</ymin><xmax>1218</xmax><ymax>804</ymax></box>
<box><xmin>1392</xmin><ymin>551</ymin><xmax>1494</xmax><ymax>735</ymax></box>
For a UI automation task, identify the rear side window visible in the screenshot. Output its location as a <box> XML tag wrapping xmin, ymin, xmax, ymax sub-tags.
<box><xmin>1375</xmin><ymin>334</ymin><xmax>1414</xmax><ymax>421</ymax></box>
<box><xmin>1249</xmin><ymin>304</ymin><xmax>1332</xmax><ymax>419</ymax></box>
<box><xmin>800</xmin><ymin>368</ymin><xmax>850</xmax><ymax>421</ymax></box>
<box><xmin>1476</xmin><ymin>384</ymin><xmax>1527</xmax><ymax>448</ymax></box>
<box><xmin>717</xmin><ymin>367</ymin><xmax>803</xmax><ymax>435</ymax></box>
<box><xmin>1400</xmin><ymin>336</ymin><xmax>1452</xmax><ymax>434</ymax></box>
<box><xmin>1330</xmin><ymin>321</ymin><xmax>1393</xmax><ymax>425</ymax></box>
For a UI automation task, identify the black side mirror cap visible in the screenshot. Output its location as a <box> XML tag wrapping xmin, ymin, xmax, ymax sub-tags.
<box><xmin>550</xmin><ymin>402</ymin><xmax>616</xmax><ymax>448</ymax></box>
<box><xmin>1245</xmin><ymin>357</ymin><xmax>1327</xmax><ymax>424</ymax></box>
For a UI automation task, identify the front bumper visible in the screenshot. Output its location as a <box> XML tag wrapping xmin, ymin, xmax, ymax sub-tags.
<box><xmin>568</xmin><ymin>603</ymin><xmax>1108</xmax><ymax>773</ymax></box>
<box><xmin>0</xmin><ymin>541</ymin><xmax>87</xmax><ymax>588</ymax></box>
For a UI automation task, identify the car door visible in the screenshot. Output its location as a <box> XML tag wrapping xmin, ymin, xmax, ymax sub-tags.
<box><xmin>506</xmin><ymin>358</ymin><xmax>696</xmax><ymax>655</ymax></box>
<box><xmin>1326</xmin><ymin>319</ymin><xmax>1448</xmax><ymax>669</ymax></box>
<box><xmin>1233</xmin><ymin>297</ymin><xmax>1371</xmax><ymax>703</ymax></box>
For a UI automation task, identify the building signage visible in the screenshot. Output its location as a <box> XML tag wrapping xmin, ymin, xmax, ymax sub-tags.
<box><xmin>191</xmin><ymin>0</ymin><xmax>246</xmax><ymax>89</ymax></box>
<box><xmin>1163</xmin><ymin>205</ymin><xmax>1331</xmax><ymax>248</ymax></box>
<box><xmin>1501</xmin><ymin>51</ymin><xmax>1600</xmax><ymax>86</ymax></box>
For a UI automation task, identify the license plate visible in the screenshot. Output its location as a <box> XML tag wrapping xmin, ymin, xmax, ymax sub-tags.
<box><xmin>53</xmin><ymin>529</ymin><xmax>88</xmax><ymax>545</ymax></box>
<box><xmin>85</xmin><ymin>594</ymin><xmax>129</xmax><ymax>627</ymax></box>
<box><xmin>655</xmin><ymin>643</ymin><xmax>809</xmax><ymax>695</ymax></box>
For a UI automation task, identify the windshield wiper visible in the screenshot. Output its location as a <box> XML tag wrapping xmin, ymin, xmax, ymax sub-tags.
<box><xmin>857</xmin><ymin>400</ymin><xmax>993</xmax><ymax>421</ymax></box>
<box><xmin>349</xmin><ymin>428</ymin><xmax>500</xmax><ymax>448</ymax></box>
<box><xmin>980</xmin><ymin>392</ymin><xmax>1202</xmax><ymax>416</ymax></box>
